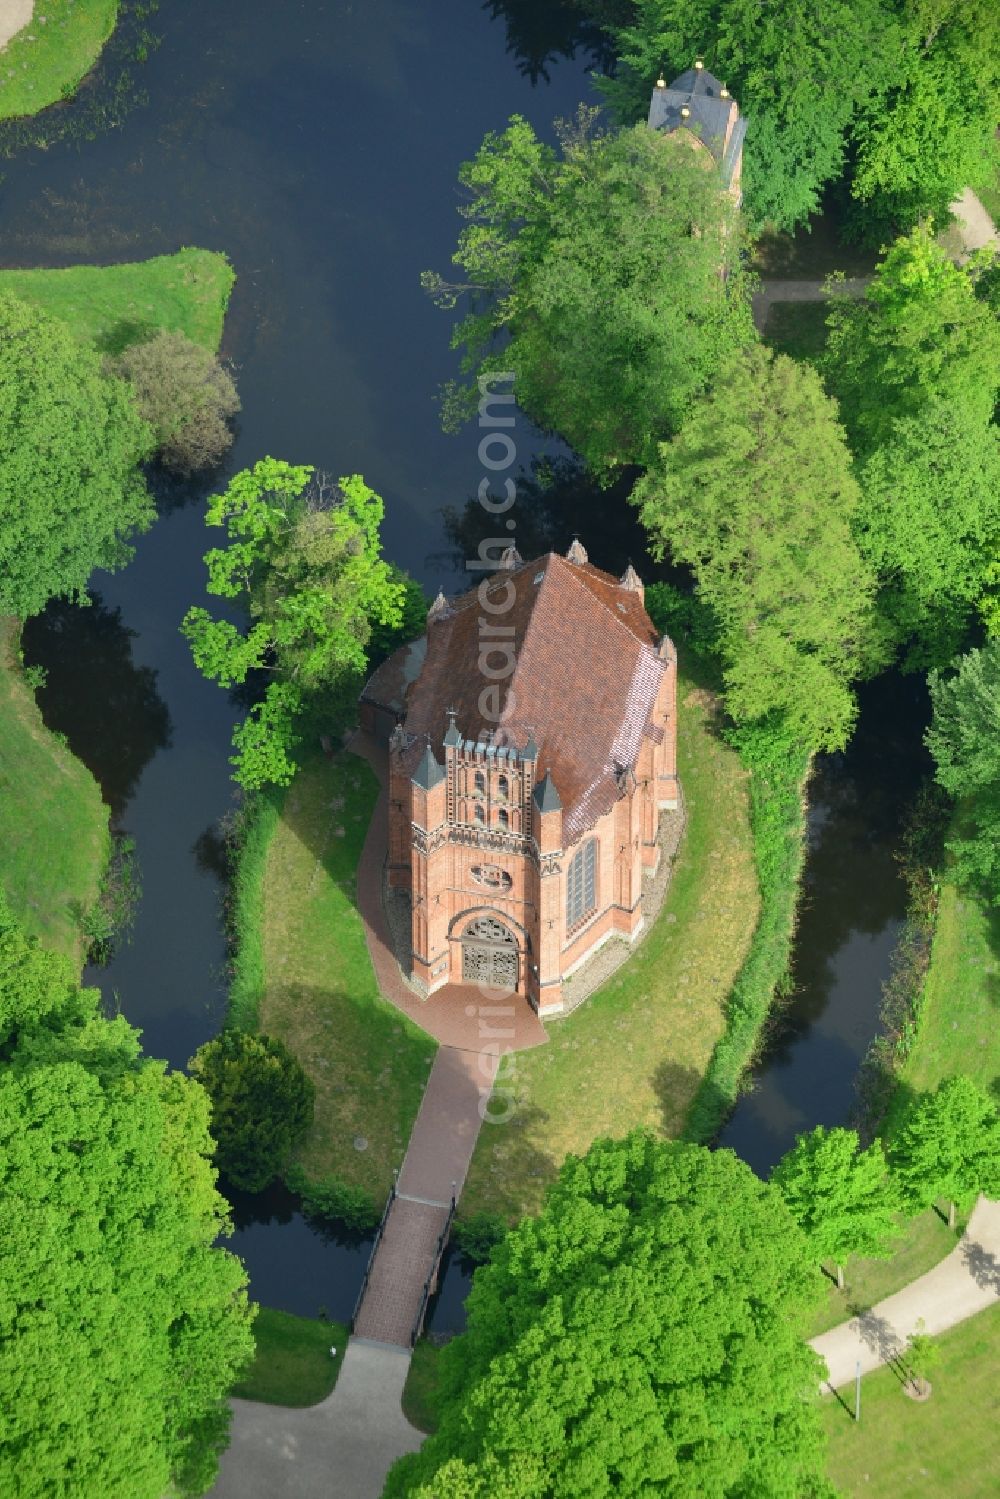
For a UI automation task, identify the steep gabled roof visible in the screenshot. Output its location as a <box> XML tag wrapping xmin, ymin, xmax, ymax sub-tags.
<box><xmin>399</xmin><ymin>552</ymin><xmax>668</xmax><ymax>845</ymax></box>
<box><xmin>648</xmin><ymin>64</ymin><xmax>746</xmax><ymax>187</ymax></box>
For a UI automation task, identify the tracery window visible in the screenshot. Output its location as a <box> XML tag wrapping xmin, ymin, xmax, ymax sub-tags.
<box><xmin>475</xmin><ymin>770</ymin><xmax>486</xmax><ymax>793</ymax></box>
<box><xmin>497</xmin><ymin>808</ymin><xmax>509</xmax><ymax>830</ymax></box>
<box><xmin>566</xmin><ymin>838</ymin><xmax>597</xmax><ymax>930</ymax></box>
<box><xmin>474</xmin><ymin>803</ymin><xmax>485</xmax><ymax>824</ymax></box>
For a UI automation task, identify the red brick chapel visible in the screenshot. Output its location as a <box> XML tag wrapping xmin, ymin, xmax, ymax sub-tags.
<box><xmin>359</xmin><ymin>542</ymin><xmax>678</xmax><ymax>1016</ymax></box>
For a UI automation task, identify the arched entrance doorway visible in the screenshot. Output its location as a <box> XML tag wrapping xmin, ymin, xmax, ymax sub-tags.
<box><xmin>461</xmin><ymin>915</ymin><xmax>518</xmax><ymax>990</ymax></box>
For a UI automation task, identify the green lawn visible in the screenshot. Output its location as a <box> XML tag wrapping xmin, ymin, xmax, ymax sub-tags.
<box><xmin>401</xmin><ymin>1339</ymin><xmax>444</xmax><ymax>1434</ymax></box>
<box><xmin>0</xmin><ymin>620</ymin><xmax>108</xmax><ymax>961</ymax></box>
<box><xmin>884</xmin><ymin>883</ymin><xmax>1000</xmax><ymax>1138</ymax></box>
<box><xmin>231</xmin><ymin>1309</ymin><xmax>347</xmax><ymax>1407</ymax></box>
<box><xmin>0</xmin><ymin>1</ymin><xmax>119</xmax><ymax>120</ymax></box>
<box><xmin>257</xmin><ymin>750</ymin><xmax>436</xmax><ymax>1200</ymax></box>
<box><xmin>808</xmin><ymin>1207</ymin><xmax>964</xmax><ymax>1337</ymax></box>
<box><xmin>824</xmin><ymin>1302</ymin><xmax>1000</xmax><ymax>1498</ymax></box>
<box><xmin>0</xmin><ymin>249</ymin><xmax>235</xmax><ymax>353</ymax></box>
<box><xmin>461</xmin><ymin>679</ymin><xmax>760</xmax><ymax>1221</ymax></box>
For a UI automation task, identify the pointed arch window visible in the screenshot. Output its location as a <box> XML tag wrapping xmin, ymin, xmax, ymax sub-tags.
<box><xmin>498</xmin><ymin>773</ymin><xmax>509</xmax><ymax>802</ymax></box>
<box><xmin>474</xmin><ymin>804</ymin><xmax>485</xmax><ymax>824</ymax></box>
<box><xmin>566</xmin><ymin>838</ymin><xmax>597</xmax><ymax>930</ymax></box>
<box><xmin>497</xmin><ymin>808</ymin><xmax>509</xmax><ymax>830</ymax></box>
<box><xmin>475</xmin><ymin>770</ymin><xmax>486</xmax><ymax>794</ymax></box>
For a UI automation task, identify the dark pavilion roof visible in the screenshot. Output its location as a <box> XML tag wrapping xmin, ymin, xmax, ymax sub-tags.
<box><xmin>648</xmin><ymin>64</ymin><xmax>747</xmax><ymax>188</ymax></box>
<box><xmin>362</xmin><ymin>550</ymin><xmax>671</xmax><ymax>846</ymax></box>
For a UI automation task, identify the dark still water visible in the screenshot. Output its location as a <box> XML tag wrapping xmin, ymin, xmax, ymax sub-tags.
<box><xmin>718</xmin><ymin>674</ymin><xmax>931</xmax><ymax>1174</ymax></box>
<box><xmin>11</xmin><ymin>2</ymin><xmax>925</xmax><ymax>1321</ymax></box>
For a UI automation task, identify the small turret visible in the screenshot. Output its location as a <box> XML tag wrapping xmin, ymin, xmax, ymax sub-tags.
<box><xmin>428</xmin><ymin>590</ymin><xmax>452</xmax><ymax>623</ymax></box>
<box><xmin>499</xmin><ymin>545</ymin><xmax>522</xmax><ymax>569</ymax></box>
<box><xmin>620</xmin><ymin>563</ymin><xmax>644</xmax><ymax>598</ymax></box>
<box><xmin>565</xmin><ymin>538</ymin><xmax>588</xmax><ymax>566</ymax></box>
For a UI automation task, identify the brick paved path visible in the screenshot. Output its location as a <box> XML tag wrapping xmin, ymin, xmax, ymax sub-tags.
<box><xmin>353</xmin><ymin>1046</ymin><xmax>499</xmax><ymax>1345</ymax></box>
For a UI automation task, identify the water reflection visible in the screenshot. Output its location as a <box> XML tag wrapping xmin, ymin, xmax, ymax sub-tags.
<box><xmin>484</xmin><ymin>0</ymin><xmax>616</xmax><ymax>84</ymax></box>
<box><xmin>22</xmin><ymin>595</ymin><xmax>172</xmax><ymax>820</ymax></box>
<box><xmin>719</xmin><ymin>674</ymin><xmax>931</xmax><ymax>1175</ymax></box>
<box><xmin>221</xmin><ymin>1179</ymin><xmax>373</xmax><ymax>1323</ymax></box>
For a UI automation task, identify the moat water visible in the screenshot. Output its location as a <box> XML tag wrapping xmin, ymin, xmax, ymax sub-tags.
<box><xmin>12</xmin><ymin>0</ymin><xmax>926</xmax><ymax>1330</ymax></box>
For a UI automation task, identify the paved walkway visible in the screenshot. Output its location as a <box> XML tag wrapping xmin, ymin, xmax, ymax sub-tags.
<box><xmin>811</xmin><ymin>1196</ymin><xmax>1000</xmax><ymax>1391</ymax></box>
<box><xmin>752</xmin><ymin>274</ymin><xmax>870</xmax><ymax>332</ymax></box>
<box><xmin>349</xmin><ymin>729</ymin><xmax>548</xmax><ymax>1054</ymax></box>
<box><xmin>949</xmin><ymin>187</ymin><xmax>998</xmax><ymax>258</ymax></box>
<box><xmin>354</xmin><ymin>1045</ymin><xmax>498</xmax><ymax>1345</ymax></box>
<box><xmin>0</xmin><ymin>1</ymin><xmax>32</xmax><ymax>51</ymax></box>
<box><xmin>211</xmin><ymin>1339</ymin><xmax>422</xmax><ymax>1499</ymax></box>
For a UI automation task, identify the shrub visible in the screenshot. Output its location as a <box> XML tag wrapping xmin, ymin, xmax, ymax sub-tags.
<box><xmin>452</xmin><ymin>1211</ymin><xmax>507</xmax><ymax>1266</ymax></box>
<box><xmin>190</xmin><ymin>1030</ymin><xmax>315</xmax><ymax>1192</ymax></box>
<box><xmin>112</xmin><ymin>329</ymin><xmax>239</xmax><ymax>475</ymax></box>
<box><xmin>285</xmin><ymin>1165</ymin><xmax>379</xmax><ymax>1234</ymax></box>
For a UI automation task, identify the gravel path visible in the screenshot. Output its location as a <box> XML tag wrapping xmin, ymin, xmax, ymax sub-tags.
<box><xmin>211</xmin><ymin>1340</ymin><xmax>422</xmax><ymax>1499</ymax></box>
<box><xmin>0</xmin><ymin>1</ymin><xmax>32</xmax><ymax>51</ymax></box>
<box><xmin>811</xmin><ymin>1196</ymin><xmax>1000</xmax><ymax>1391</ymax></box>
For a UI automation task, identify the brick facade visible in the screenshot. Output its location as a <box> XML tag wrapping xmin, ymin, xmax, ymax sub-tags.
<box><xmin>360</xmin><ymin>546</ymin><xmax>678</xmax><ymax>1016</ymax></box>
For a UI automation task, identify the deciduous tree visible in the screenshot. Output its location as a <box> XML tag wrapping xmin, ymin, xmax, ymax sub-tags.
<box><xmin>0</xmin><ymin>292</ymin><xmax>154</xmax><ymax>619</ymax></box>
<box><xmin>182</xmin><ymin>459</ymin><xmax>404</xmax><ymax>788</ymax></box>
<box><xmin>190</xmin><ymin>1030</ymin><xmax>315</xmax><ymax>1193</ymax></box>
<box><xmin>0</xmin><ymin>903</ymin><xmax>255</xmax><ymax>1498</ymax></box>
<box><xmin>599</xmin><ymin>0</ymin><xmax>894</xmax><ymax>230</ymax></box>
<box><xmin>888</xmin><ymin>1076</ymin><xmax>1000</xmax><ymax>1226</ymax></box>
<box><xmin>385</xmin><ymin>1131</ymin><xmax>828</xmax><ymax>1498</ymax></box>
<box><xmin>632</xmin><ymin>345</ymin><xmax>880</xmax><ymax>750</ymax></box>
<box><xmin>822</xmin><ymin>226</ymin><xmax>1000</xmax><ymax>460</ymax></box>
<box><xmin>425</xmin><ymin>112</ymin><xmax>754</xmax><ymax>476</ymax></box>
<box><xmin>926</xmin><ymin>642</ymin><xmax>1000</xmax><ymax>900</ymax></box>
<box><xmin>771</xmin><ymin>1126</ymin><xmax>899</xmax><ymax>1289</ymax></box>
<box><xmin>112</xmin><ymin>329</ymin><xmax>240</xmax><ymax>475</ymax></box>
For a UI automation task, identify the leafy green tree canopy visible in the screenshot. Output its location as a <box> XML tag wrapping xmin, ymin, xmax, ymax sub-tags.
<box><xmin>926</xmin><ymin>642</ymin><xmax>1000</xmax><ymax>899</ymax></box>
<box><xmin>0</xmin><ymin>909</ymin><xmax>255</xmax><ymax>1498</ymax></box>
<box><xmin>772</xmin><ymin>1126</ymin><xmax>899</xmax><ymax>1288</ymax></box>
<box><xmin>850</xmin><ymin>0</ymin><xmax>1000</xmax><ymax>229</ymax></box>
<box><xmin>182</xmin><ymin>459</ymin><xmax>404</xmax><ymax>788</ymax></box>
<box><xmin>385</xmin><ymin>1131</ymin><xmax>828</xmax><ymax>1499</ymax></box>
<box><xmin>599</xmin><ymin>0</ymin><xmax>893</xmax><ymax>230</ymax></box>
<box><xmin>112</xmin><ymin>329</ymin><xmax>240</xmax><ymax>476</ymax></box>
<box><xmin>426</xmin><ymin>112</ymin><xmax>754</xmax><ymax>476</ymax></box>
<box><xmin>0</xmin><ymin>292</ymin><xmax>154</xmax><ymax>619</ymax></box>
<box><xmin>855</xmin><ymin>400</ymin><xmax>1000</xmax><ymax>669</ymax></box>
<box><xmin>633</xmin><ymin>344</ymin><xmax>880</xmax><ymax>750</ymax></box>
<box><xmin>190</xmin><ymin>1029</ymin><xmax>315</xmax><ymax>1193</ymax></box>
<box><xmin>888</xmin><ymin>1075</ymin><xmax>1000</xmax><ymax>1220</ymax></box>
<box><xmin>823</xmin><ymin>226</ymin><xmax>1000</xmax><ymax>460</ymax></box>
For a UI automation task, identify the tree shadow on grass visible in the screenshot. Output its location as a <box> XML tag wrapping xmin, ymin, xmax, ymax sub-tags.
<box><xmin>475</xmin><ymin>1101</ymin><xmax>560</xmax><ymax>1215</ymax></box>
<box><xmin>654</xmin><ymin>1059</ymin><xmax>732</xmax><ymax>1144</ymax></box>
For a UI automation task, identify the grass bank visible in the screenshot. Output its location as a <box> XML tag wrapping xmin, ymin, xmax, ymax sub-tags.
<box><xmin>461</xmin><ymin>675</ymin><xmax>760</xmax><ymax>1222</ymax></box>
<box><xmin>0</xmin><ymin>248</ymin><xmax>235</xmax><ymax>352</ymax></box>
<box><xmin>226</xmin><ymin>792</ymin><xmax>283</xmax><ymax>1033</ymax></box>
<box><xmin>0</xmin><ymin>620</ymin><xmax>108</xmax><ymax>961</ymax></box>
<box><xmin>256</xmin><ymin>750</ymin><xmax>435</xmax><ymax>1202</ymax></box>
<box><xmin>0</xmin><ymin>1</ymin><xmax>119</xmax><ymax>120</ymax></box>
<box><xmin>686</xmin><ymin>731</ymin><xmax>810</xmax><ymax>1142</ymax></box>
<box><xmin>884</xmin><ymin>883</ymin><xmax>1000</xmax><ymax>1129</ymax></box>
<box><xmin>824</xmin><ymin>1301</ymin><xmax>1000</xmax><ymax>1498</ymax></box>
<box><xmin>232</xmin><ymin>1309</ymin><xmax>347</xmax><ymax>1407</ymax></box>
<box><xmin>401</xmin><ymin>1340</ymin><xmax>443</xmax><ymax>1434</ymax></box>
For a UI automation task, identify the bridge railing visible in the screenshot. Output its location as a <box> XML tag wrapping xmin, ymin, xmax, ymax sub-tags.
<box><xmin>350</xmin><ymin>1175</ymin><xmax>397</xmax><ymax>1331</ymax></box>
<box><xmin>409</xmin><ymin>1192</ymin><xmax>457</xmax><ymax>1347</ymax></box>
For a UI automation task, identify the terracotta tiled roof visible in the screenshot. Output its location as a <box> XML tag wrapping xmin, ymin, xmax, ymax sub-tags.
<box><xmin>399</xmin><ymin>553</ymin><xmax>668</xmax><ymax>845</ymax></box>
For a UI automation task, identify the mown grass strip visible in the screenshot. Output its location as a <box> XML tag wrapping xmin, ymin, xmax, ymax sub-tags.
<box><xmin>0</xmin><ymin>620</ymin><xmax>108</xmax><ymax>962</ymax></box>
<box><xmin>0</xmin><ymin>1</ymin><xmax>120</xmax><ymax>120</ymax></box>
<box><xmin>256</xmin><ymin>749</ymin><xmax>435</xmax><ymax>1200</ymax></box>
<box><xmin>231</xmin><ymin>1309</ymin><xmax>347</xmax><ymax>1408</ymax></box>
<box><xmin>0</xmin><ymin>248</ymin><xmax>235</xmax><ymax>352</ymax></box>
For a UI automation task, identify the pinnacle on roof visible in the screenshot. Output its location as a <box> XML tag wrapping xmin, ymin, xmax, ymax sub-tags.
<box><xmin>565</xmin><ymin>538</ymin><xmax>588</xmax><ymax>566</ymax></box>
<box><xmin>532</xmin><ymin>771</ymin><xmax>562</xmax><ymax>814</ymax></box>
<box><xmin>620</xmin><ymin>563</ymin><xmax>643</xmax><ymax>592</ymax></box>
<box><xmin>443</xmin><ymin>710</ymin><xmax>462</xmax><ymax>748</ymax></box>
<box><xmin>412</xmin><ymin>743</ymin><xmax>445</xmax><ymax>790</ymax></box>
<box><xmin>500</xmin><ymin>545</ymin><xmax>522</xmax><ymax>569</ymax></box>
<box><xmin>428</xmin><ymin>589</ymin><xmax>451</xmax><ymax>622</ymax></box>
<box><xmin>521</xmin><ymin>733</ymin><xmax>538</xmax><ymax>762</ymax></box>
